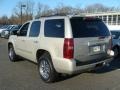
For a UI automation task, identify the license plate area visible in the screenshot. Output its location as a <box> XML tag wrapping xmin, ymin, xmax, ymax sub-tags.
<box><xmin>89</xmin><ymin>44</ymin><xmax>105</xmax><ymax>55</ymax></box>
<box><xmin>93</xmin><ymin>46</ymin><xmax>101</xmax><ymax>52</ymax></box>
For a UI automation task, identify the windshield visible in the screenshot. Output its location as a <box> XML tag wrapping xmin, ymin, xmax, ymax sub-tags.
<box><xmin>111</xmin><ymin>31</ymin><xmax>120</xmax><ymax>39</ymax></box>
<box><xmin>1</xmin><ymin>25</ymin><xmax>9</xmax><ymax>29</ymax></box>
<box><xmin>6</xmin><ymin>26</ymin><xmax>14</xmax><ymax>30</ymax></box>
<box><xmin>70</xmin><ymin>17</ymin><xmax>110</xmax><ymax>38</ymax></box>
<box><xmin>12</xmin><ymin>25</ymin><xmax>21</xmax><ymax>30</ymax></box>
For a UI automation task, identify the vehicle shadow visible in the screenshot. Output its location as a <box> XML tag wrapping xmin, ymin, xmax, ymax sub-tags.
<box><xmin>55</xmin><ymin>73</ymin><xmax>80</xmax><ymax>83</ymax></box>
<box><xmin>55</xmin><ymin>57</ymin><xmax>120</xmax><ymax>82</ymax></box>
<box><xmin>91</xmin><ymin>57</ymin><xmax>120</xmax><ymax>74</ymax></box>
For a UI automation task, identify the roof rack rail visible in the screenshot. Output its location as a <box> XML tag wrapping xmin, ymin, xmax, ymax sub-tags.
<box><xmin>39</xmin><ymin>13</ymin><xmax>87</xmax><ymax>18</ymax></box>
<box><xmin>40</xmin><ymin>13</ymin><xmax>78</xmax><ymax>17</ymax></box>
<box><xmin>40</xmin><ymin>14</ymin><xmax>66</xmax><ymax>17</ymax></box>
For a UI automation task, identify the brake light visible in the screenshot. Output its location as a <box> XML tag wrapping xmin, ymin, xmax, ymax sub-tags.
<box><xmin>63</xmin><ymin>38</ymin><xmax>74</xmax><ymax>59</ymax></box>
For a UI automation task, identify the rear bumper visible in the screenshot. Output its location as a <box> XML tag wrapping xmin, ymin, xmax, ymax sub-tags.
<box><xmin>53</xmin><ymin>57</ymin><xmax>113</xmax><ymax>74</ymax></box>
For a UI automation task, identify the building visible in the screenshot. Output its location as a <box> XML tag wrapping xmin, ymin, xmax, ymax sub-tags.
<box><xmin>85</xmin><ymin>12</ymin><xmax>120</xmax><ymax>30</ymax></box>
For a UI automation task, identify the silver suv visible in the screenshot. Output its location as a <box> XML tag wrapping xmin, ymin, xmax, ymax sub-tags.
<box><xmin>8</xmin><ymin>16</ymin><xmax>114</xmax><ymax>83</ymax></box>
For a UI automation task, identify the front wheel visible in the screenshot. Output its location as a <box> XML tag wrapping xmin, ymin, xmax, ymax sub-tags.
<box><xmin>38</xmin><ymin>53</ymin><xmax>58</xmax><ymax>83</ymax></box>
<box><xmin>8</xmin><ymin>45</ymin><xmax>18</xmax><ymax>62</ymax></box>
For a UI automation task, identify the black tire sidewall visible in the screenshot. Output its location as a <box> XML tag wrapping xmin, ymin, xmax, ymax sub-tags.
<box><xmin>38</xmin><ymin>53</ymin><xmax>57</xmax><ymax>83</ymax></box>
<box><xmin>113</xmin><ymin>47</ymin><xmax>119</xmax><ymax>58</ymax></box>
<box><xmin>8</xmin><ymin>45</ymin><xmax>16</xmax><ymax>62</ymax></box>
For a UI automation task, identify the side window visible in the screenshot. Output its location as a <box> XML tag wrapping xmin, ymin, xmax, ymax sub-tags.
<box><xmin>44</xmin><ymin>19</ymin><xmax>64</xmax><ymax>37</ymax></box>
<box><xmin>29</xmin><ymin>21</ymin><xmax>41</xmax><ymax>37</ymax></box>
<box><xmin>19</xmin><ymin>23</ymin><xmax>29</xmax><ymax>36</ymax></box>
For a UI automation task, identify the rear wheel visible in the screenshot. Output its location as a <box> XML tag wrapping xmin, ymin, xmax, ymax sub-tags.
<box><xmin>38</xmin><ymin>53</ymin><xmax>58</xmax><ymax>83</ymax></box>
<box><xmin>8</xmin><ymin>45</ymin><xmax>18</xmax><ymax>62</ymax></box>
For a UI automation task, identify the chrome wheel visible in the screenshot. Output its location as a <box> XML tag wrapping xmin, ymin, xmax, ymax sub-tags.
<box><xmin>8</xmin><ymin>45</ymin><xmax>18</xmax><ymax>62</ymax></box>
<box><xmin>39</xmin><ymin>59</ymin><xmax>50</xmax><ymax>80</ymax></box>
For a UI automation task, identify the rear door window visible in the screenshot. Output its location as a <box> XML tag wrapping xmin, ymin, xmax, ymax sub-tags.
<box><xmin>70</xmin><ymin>17</ymin><xmax>110</xmax><ymax>38</ymax></box>
<box><xmin>44</xmin><ymin>19</ymin><xmax>64</xmax><ymax>38</ymax></box>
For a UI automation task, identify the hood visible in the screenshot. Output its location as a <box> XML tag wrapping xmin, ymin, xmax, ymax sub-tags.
<box><xmin>0</xmin><ymin>29</ymin><xmax>6</xmax><ymax>33</ymax></box>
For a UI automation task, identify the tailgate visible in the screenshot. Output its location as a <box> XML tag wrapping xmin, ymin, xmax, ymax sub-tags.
<box><xmin>74</xmin><ymin>37</ymin><xmax>110</xmax><ymax>62</ymax></box>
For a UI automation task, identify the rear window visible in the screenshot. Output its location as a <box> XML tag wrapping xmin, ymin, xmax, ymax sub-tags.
<box><xmin>44</xmin><ymin>19</ymin><xmax>64</xmax><ymax>38</ymax></box>
<box><xmin>70</xmin><ymin>17</ymin><xmax>110</xmax><ymax>38</ymax></box>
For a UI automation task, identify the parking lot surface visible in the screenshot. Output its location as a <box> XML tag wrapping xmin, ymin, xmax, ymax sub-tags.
<box><xmin>0</xmin><ymin>38</ymin><xmax>120</xmax><ymax>90</ymax></box>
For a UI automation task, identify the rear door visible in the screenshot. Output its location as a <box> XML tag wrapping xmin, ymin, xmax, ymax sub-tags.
<box><xmin>25</xmin><ymin>20</ymin><xmax>41</xmax><ymax>62</ymax></box>
<box><xmin>70</xmin><ymin>17</ymin><xmax>111</xmax><ymax>62</ymax></box>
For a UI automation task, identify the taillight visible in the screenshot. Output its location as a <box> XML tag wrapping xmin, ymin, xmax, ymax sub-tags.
<box><xmin>63</xmin><ymin>38</ymin><xmax>74</xmax><ymax>59</ymax></box>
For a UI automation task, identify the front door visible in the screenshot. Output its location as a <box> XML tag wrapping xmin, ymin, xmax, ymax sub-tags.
<box><xmin>15</xmin><ymin>22</ymin><xmax>30</xmax><ymax>58</ymax></box>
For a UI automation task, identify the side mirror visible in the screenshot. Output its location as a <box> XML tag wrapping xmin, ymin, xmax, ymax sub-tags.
<box><xmin>16</xmin><ymin>30</ymin><xmax>20</xmax><ymax>36</ymax></box>
<box><xmin>10</xmin><ymin>30</ymin><xmax>18</xmax><ymax>35</ymax></box>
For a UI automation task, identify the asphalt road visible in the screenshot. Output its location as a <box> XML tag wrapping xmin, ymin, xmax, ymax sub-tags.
<box><xmin>0</xmin><ymin>38</ymin><xmax>120</xmax><ymax>90</ymax></box>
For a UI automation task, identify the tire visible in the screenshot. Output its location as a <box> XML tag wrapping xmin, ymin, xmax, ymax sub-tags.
<box><xmin>8</xmin><ymin>45</ymin><xmax>18</xmax><ymax>62</ymax></box>
<box><xmin>113</xmin><ymin>47</ymin><xmax>119</xmax><ymax>58</ymax></box>
<box><xmin>38</xmin><ymin>53</ymin><xmax>58</xmax><ymax>83</ymax></box>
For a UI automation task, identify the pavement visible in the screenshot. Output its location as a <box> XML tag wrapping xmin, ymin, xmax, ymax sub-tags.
<box><xmin>0</xmin><ymin>38</ymin><xmax>120</xmax><ymax>90</ymax></box>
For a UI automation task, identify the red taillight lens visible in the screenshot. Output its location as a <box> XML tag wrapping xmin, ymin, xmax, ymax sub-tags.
<box><xmin>63</xmin><ymin>38</ymin><xmax>74</xmax><ymax>59</ymax></box>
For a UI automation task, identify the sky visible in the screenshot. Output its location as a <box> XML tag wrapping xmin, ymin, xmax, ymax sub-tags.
<box><xmin>0</xmin><ymin>0</ymin><xmax>120</xmax><ymax>17</ymax></box>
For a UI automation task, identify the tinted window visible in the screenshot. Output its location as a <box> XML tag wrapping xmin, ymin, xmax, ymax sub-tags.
<box><xmin>1</xmin><ymin>25</ymin><xmax>9</xmax><ymax>29</ymax></box>
<box><xmin>12</xmin><ymin>25</ymin><xmax>22</xmax><ymax>30</ymax></box>
<box><xmin>29</xmin><ymin>21</ymin><xmax>41</xmax><ymax>37</ymax></box>
<box><xmin>44</xmin><ymin>19</ymin><xmax>64</xmax><ymax>37</ymax></box>
<box><xmin>70</xmin><ymin>17</ymin><xmax>110</xmax><ymax>38</ymax></box>
<box><xmin>19</xmin><ymin>23</ymin><xmax>29</xmax><ymax>36</ymax></box>
<box><xmin>111</xmin><ymin>31</ymin><xmax>120</xmax><ymax>39</ymax></box>
<box><xmin>7</xmin><ymin>26</ymin><xmax>14</xmax><ymax>30</ymax></box>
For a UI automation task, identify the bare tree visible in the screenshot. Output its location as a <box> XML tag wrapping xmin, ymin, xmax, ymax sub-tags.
<box><xmin>54</xmin><ymin>3</ymin><xmax>73</xmax><ymax>15</ymax></box>
<box><xmin>1</xmin><ymin>1</ymin><xmax>120</xmax><ymax>25</ymax></box>
<box><xmin>36</xmin><ymin>3</ymin><xmax>53</xmax><ymax>18</ymax></box>
<box><xmin>24</xmin><ymin>0</ymin><xmax>35</xmax><ymax>20</ymax></box>
<box><xmin>13</xmin><ymin>0</ymin><xmax>35</xmax><ymax>24</ymax></box>
<box><xmin>13</xmin><ymin>1</ymin><xmax>22</xmax><ymax>17</ymax></box>
<box><xmin>36</xmin><ymin>3</ymin><xmax>43</xmax><ymax>18</ymax></box>
<box><xmin>72</xmin><ymin>6</ymin><xmax>84</xmax><ymax>15</ymax></box>
<box><xmin>9</xmin><ymin>14</ymin><xmax>21</xmax><ymax>24</ymax></box>
<box><xmin>0</xmin><ymin>15</ymin><xmax>9</xmax><ymax>24</ymax></box>
<box><xmin>84</xmin><ymin>3</ymin><xmax>117</xmax><ymax>13</ymax></box>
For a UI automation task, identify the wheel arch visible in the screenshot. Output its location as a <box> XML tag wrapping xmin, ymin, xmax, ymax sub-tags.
<box><xmin>112</xmin><ymin>45</ymin><xmax>120</xmax><ymax>50</ymax></box>
<box><xmin>36</xmin><ymin>49</ymin><xmax>52</xmax><ymax>63</ymax></box>
<box><xmin>8</xmin><ymin>42</ymin><xmax>13</xmax><ymax>49</ymax></box>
